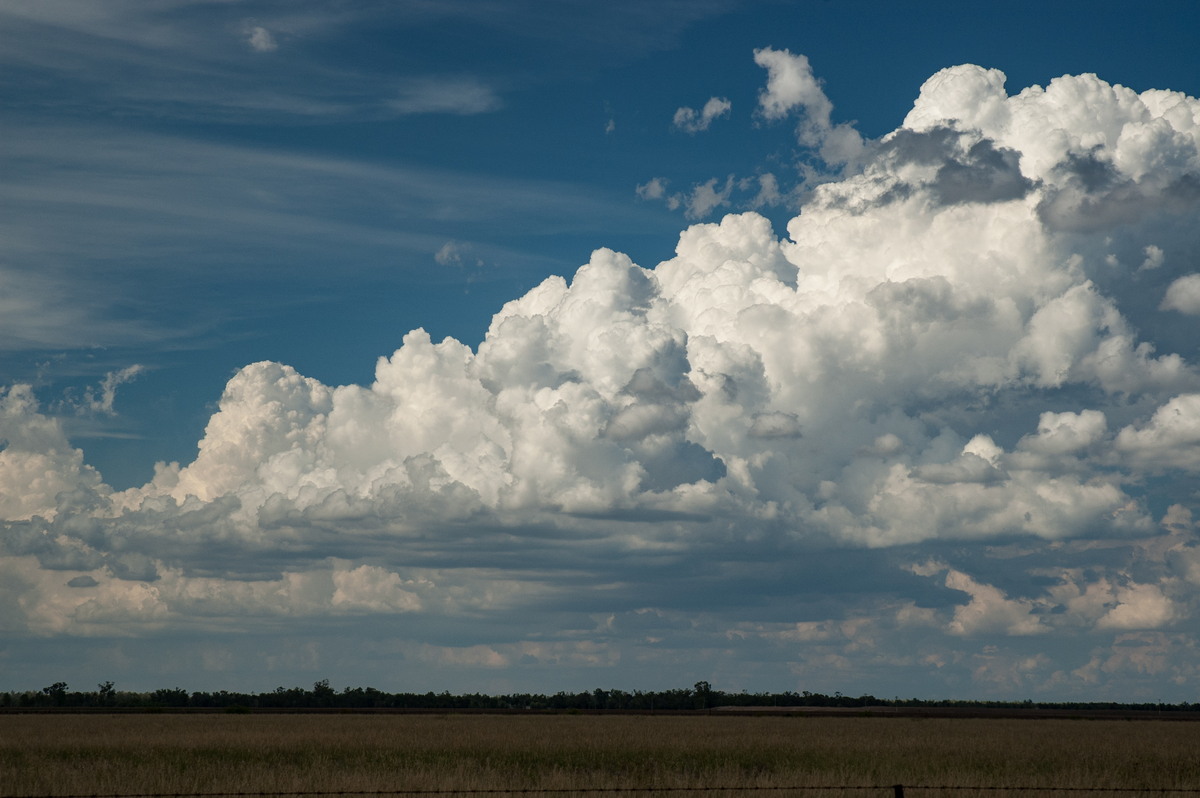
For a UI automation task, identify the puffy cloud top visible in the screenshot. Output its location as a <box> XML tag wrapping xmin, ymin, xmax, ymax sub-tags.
<box><xmin>5</xmin><ymin>60</ymin><xmax>1200</xmax><ymax>694</ymax></box>
<box><xmin>12</xmin><ymin>64</ymin><xmax>1200</xmax><ymax>548</ymax></box>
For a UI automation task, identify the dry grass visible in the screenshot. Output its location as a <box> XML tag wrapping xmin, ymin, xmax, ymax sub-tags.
<box><xmin>2</xmin><ymin>714</ymin><xmax>1198</xmax><ymax>798</ymax></box>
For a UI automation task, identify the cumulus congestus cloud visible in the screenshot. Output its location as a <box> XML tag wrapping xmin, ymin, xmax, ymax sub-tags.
<box><xmin>5</xmin><ymin>58</ymin><xmax>1200</xmax><ymax>695</ymax></box>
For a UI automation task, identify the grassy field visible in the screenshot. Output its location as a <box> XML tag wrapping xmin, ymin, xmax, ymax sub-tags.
<box><xmin>2</xmin><ymin>713</ymin><xmax>1198</xmax><ymax>797</ymax></box>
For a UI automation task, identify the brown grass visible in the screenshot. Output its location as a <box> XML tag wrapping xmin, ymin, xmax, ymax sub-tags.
<box><xmin>2</xmin><ymin>714</ymin><xmax>1198</xmax><ymax>798</ymax></box>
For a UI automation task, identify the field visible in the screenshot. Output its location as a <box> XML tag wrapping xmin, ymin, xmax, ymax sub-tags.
<box><xmin>2</xmin><ymin>713</ymin><xmax>1199</xmax><ymax>797</ymax></box>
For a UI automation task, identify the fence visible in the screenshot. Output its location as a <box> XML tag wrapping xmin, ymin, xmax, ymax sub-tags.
<box><xmin>6</xmin><ymin>786</ymin><xmax>1200</xmax><ymax>798</ymax></box>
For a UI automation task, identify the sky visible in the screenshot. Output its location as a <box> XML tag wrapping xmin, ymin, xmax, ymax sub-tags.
<box><xmin>3</xmin><ymin>0</ymin><xmax>1200</xmax><ymax>701</ymax></box>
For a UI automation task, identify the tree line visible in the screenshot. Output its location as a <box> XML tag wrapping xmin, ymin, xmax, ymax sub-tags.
<box><xmin>3</xmin><ymin>680</ymin><xmax>1197</xmax><ymax>712</ymax></box>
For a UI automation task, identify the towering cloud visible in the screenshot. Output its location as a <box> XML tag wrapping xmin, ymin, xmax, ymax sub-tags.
<box><xmin>5</xmin><ymin>56</ymin><xmax>1200</xmax><ymax>695</ymax></box>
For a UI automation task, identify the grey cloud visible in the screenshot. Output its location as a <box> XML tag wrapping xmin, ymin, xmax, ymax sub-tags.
<box><xmin>748</xmin><ymin>412</ymin><xmax>802</xmax><ymax>439</ymax></box>
<box><xmin>635</xmin><ymin>440</ymin><xmax>726</xmax><ymax>491</ymax></box>
<box><xmin>2</xmin><ymin>521</ymin><xmax>104</xmax><ymax>572</ymax></box>
<box><xmin>567</xmin><ymin>508</ymin><xmax>714</xmax><ymax>525</ymax></box>
<box><xmin>623</xmin><ymin>367</ymin><xmax>702</xmax><ymax>404</ymax></box>
<box><xmin>107</xmin><ymin>553</ymin><xmax>160</xmax><ymax>583</ymax></box>
<box><xmin>1038</xmin><ymin>155</ymin><xmax>1200</xmax><ymax>232</ymax></box>
<box><xmin>877</xmin><ymin>126</ymin><xmax>962</xmax><ymax>166</ymax></box>
<box><xmin>930</xmin><ymin>139</ymin><xmax>1034</xmax><ymax>206</ymax></box>
<box><xmin>1038</xmin><ymin>176</ymin><xmax>1148</xmax><ymax>232</ymax></box>
<box><xmin>869</xmin><ymin>127</ymin><xmax>1035</xmax><ymax>208</ymax></box>
<box><xmin>605</xmin><ymin>404</ymin><xmax>690</xmax><ymax>440</ymax></box>
<box><xmin>1056</xmin><ymin>149</ymin><xmax>1124</xmax><ymax>192</ymax></box>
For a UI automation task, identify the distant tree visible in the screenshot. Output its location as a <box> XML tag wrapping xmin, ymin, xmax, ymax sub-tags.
<box><xmin>312</xmin><ymin>680</ymin><xmax>335</xmax><ymax>707</ymax></box>
<box><xmin>150</xmin><ymin>687</ymin><xmax>190</xmax><ymax>707</ymax></box>
<box><xmin>693</xmin><ymin>681</ymin><xmax>713</xmax><ymax>709</ymax></box>
<box><xmin>42</xmin><ymin>682</ymin><xmax>69</xmax><ymax>706</ymax></box>
<box><xmin>97</xmin><ymin>681</ymin><xmax>116</xmax><ymax>706</ymax></box>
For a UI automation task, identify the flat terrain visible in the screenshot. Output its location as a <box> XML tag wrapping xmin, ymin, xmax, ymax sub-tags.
<box><xmin>2</xmin><ymin>714</ymin><xmax>1198</xmax><ymax>797</ymax></box>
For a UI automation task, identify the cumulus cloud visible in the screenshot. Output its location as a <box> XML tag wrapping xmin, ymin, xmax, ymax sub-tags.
<box><xmin>742</xmin><ymin>172</ymin><xmax>785</xmax><ymax>209</ymax></box>
<box><xmin>943</xmin><ymin>569</ymin><xmax>1046</xmax><ymax>636</ymax></box>
<box><xmin>1115</xmin><ymin>394</ymin><xmax>1200</xmax><ymax>470</ymax></box>
<box><xmin>754</xmin><ymin>48</ymin><xmax>829</xmax><ymax>122</ymax></box>
<box><xmin>1161</xmin><ymin>274</ymin><xmax>1200</xmax><ymax>314</ymax></box>
<box><xmin>682</xmin><ymin>175</ymin><xmax>735</xmax><ymax>218</ymax></box>
<box><xmin>635</xmin><ymin>177</ymin><xmax>668</xmax><ymax>200</ymax></box>
<box><xmin>81</xmin><ymin>365</ymin><xmax>145</xmax><ymax>416</ymax></box>
<box><xmin>1140</xmin><ymin>244</ymin><xmax>1165</xmax><ymax>271</ymax></box>
<box><xmin>1096</xmin><ymin>582</ymin><xmax>1178</xmax><ymax>630</ymax></box>
<box><xmin>673</xmin><ymin>97</ymin><xmax>731</xmax><ymax>134</ymax></box>
<box><xmin>7</xmin><ymin>54</ymin><xmax>1200</xmax><ymax>696</ymax></box>
<box><xmin>0</xmin><ymin>385</ymin><xmax>108</xmax><ymax>522</ymax></box>
<box><xmin>754</xmin><ymin>47</ymin><xmax>863</xmax><ymax>164</ymax></box>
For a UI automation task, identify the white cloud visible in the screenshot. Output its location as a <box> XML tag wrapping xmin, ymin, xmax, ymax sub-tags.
<box><xmin>1140</xmin><ymin>244</ymin><xmax>1165</xmax><ymax>271</ymax></box>
<box><xmin>754</xmin><ymin>48</ymin><xmax>829</xmax><ymax>123</ymax></box>
<box><xmin>635</xmin><ymin>177</ymin><xmax>668</xmax><ymax>200</ymax></box>
<box><xmin>1097</xmin><ymin>582</ymin><xmax>1178</xmax><ymax>630</ymax></box>
<box><xmin>1018</xmin><ymin>410</ymin><xmax>1107</xmax><ymax>456</ymax></box>
<box><xmin>1161</xmin><ymin>274</ymin><xmax>1200</xmax><ymax>314</ymax></box>
<box><xmin>1115</xmin><ymin>394</ymin><xmax>1200</xmax><ymax>470</ymax></box>
<box><xmin>331</xmin><ymin>564</ymin><xmax>423</xmax><ymax>613</ymax></box>
<box><xmin>673</xmin><ymin>96</ymin><xmax>731</xmax><ymax>134</ymax></box>
<box><xmin>80</xmin><ymin>365</ymin><xmax>145</xmax><ymax>416</ymax></box>
<box><xmin>683</xmin><ymin>175</ymin><xmax>734</xmax><ymax>218</ymax></box>
<box><xmin>743</xmin><ymin>172</ymin><xmax>784</xmax><ymax>209</ymax></box>
<box><xmin>0</xmin><ymin>385</ymin><xmax>109</xmax><ymax>522</ymax></box>
<box><xmin>7</xmin><ymin>54</ymin><xmax>1200</xmax><ymax>697</ymax></box>
<box><xmin>10</xmin><ymin>65</ymin><xmax>1195</xmax><ymax>551</ymax></box>
<box><xmin>75</xmin><ymin>49</ymin><xmax>1198</xmax><ymax>553</ymax></box>
<box><xmin>753</xmin><ymin>47</ymin><xmax>863</xmax><ymax>164</ymax></box>
<box><xmin>246</xmin><ymin>25</ymin><xmax>277</xmax><ymax>53</ymax></box>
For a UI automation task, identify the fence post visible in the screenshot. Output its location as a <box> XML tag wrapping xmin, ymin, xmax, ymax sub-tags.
<box><xmin>894</xmin><ymin>785</ymin><xmax>904</xmax><ymax>798</ymax></box>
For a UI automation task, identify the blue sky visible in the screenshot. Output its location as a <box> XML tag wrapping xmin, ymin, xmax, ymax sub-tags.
<box><xmin>4</xmin><ymin>0</ymin><xmax>1200</xmax><ymax>699</ymax></box>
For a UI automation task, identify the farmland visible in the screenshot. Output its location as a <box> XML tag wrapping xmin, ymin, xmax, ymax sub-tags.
<box><xmin>2</xmin><ymin>714</ymin><xmax>1198</xmax><ymax>797</ymax></box>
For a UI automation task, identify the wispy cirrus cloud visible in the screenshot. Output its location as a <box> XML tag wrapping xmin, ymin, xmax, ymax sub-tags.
<box><xmin>0</xmin><ymin>2</ymin><xmax>502</xmax><ymax>122</ymax></box>
<box><xmin>387</xmin><ymin>77</ymin><xmax>502</xmax><ymax>115</ymax></box>
<box><xmin>0</xmin><ymin>123</ymin><xmax>655</xmax><ymax>355</ymax></box>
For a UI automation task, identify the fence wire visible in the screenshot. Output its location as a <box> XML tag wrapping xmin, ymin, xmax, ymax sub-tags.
<box><xmin>6</xmin><ymin>786</ymin><xmax>1200</xmax><ymax>798</ymax></box>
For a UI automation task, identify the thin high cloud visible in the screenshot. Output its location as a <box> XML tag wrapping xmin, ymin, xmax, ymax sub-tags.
<box><xmin>5</xmin><ymin>54</ymin><xmax>1200</xmax><ymax>697</ymax></box>
<box><xmin>0</xmin><ymin>126</ymin><xmax>650</xmax><ymax>353</ymax></box>
<box><xmin>0</xmin><ymin>2</ymin><xmax>735</xmax><ymax>125</ymax></box>
<box><xmin>0</xmin><ymin>3</ymin><xmax>502</xmax><ymax>122</ymax></box>
<box><xmin>387</xmin><ymin>77</ymin><xmax>503</xmax><ymax>115</ymax></box>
